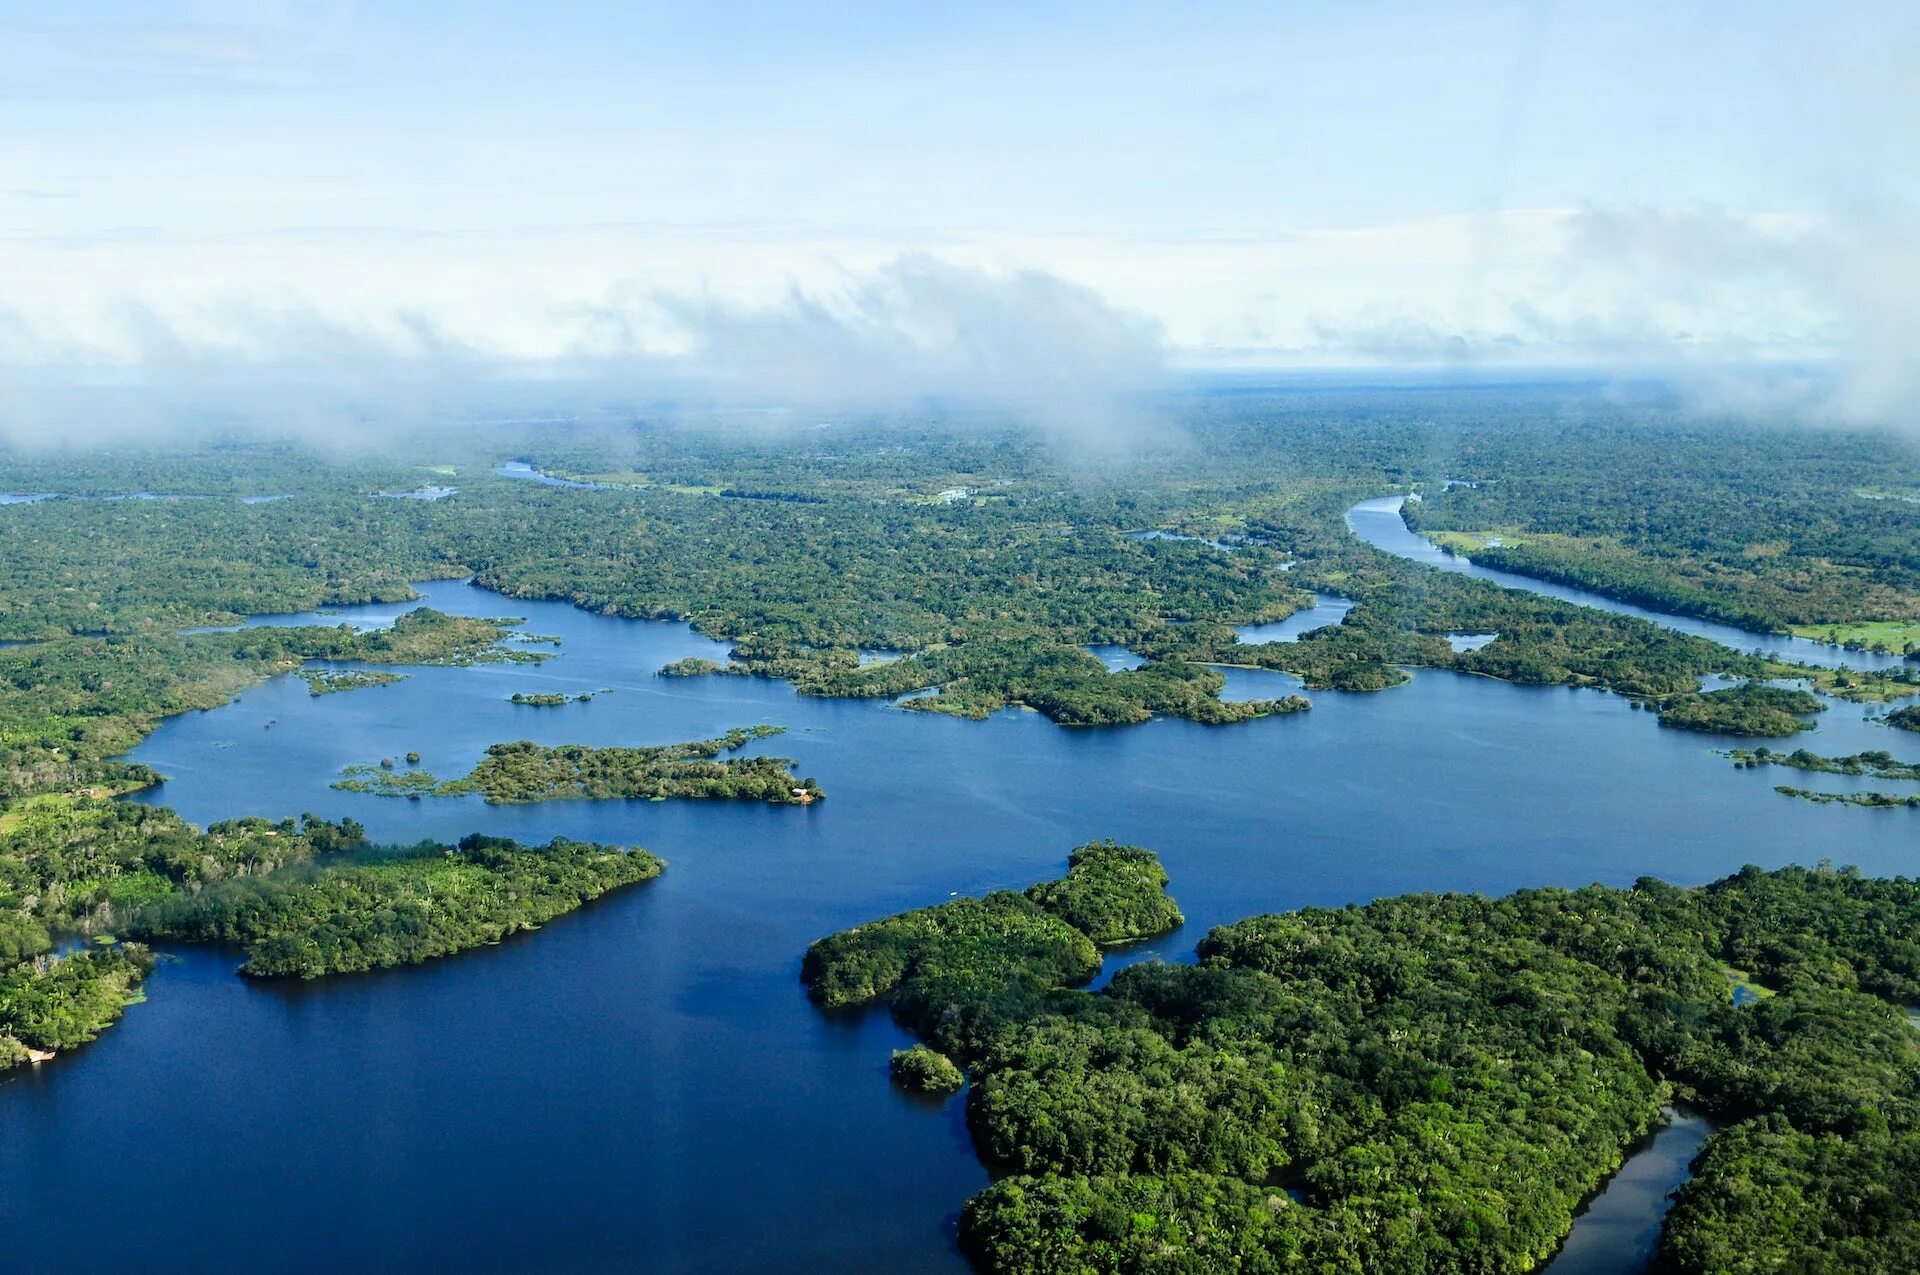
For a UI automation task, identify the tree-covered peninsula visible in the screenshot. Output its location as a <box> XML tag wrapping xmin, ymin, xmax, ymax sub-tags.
<box><xmin>131</xmin><ymin>834</ymin><xmax>663</xmax><ymax>978</ymax></box>
<box><xmin>0</xmin><ymin>797</ymin><xmax>662</xmax><ymax>1053</ymax></box>
<box><xmin>334</xmin><ymin>727</ymin><xmax>821</xmax><ymax>804</ymax></box>
<box><xmin>806</xmin><ymin>854</ymin><xmax>1920</xmax><ymax>1275</ymax></box>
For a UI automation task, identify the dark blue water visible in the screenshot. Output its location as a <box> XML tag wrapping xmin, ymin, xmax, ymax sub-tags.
<box><xmin>3</xmin><ymin>569</ymin><xmax>1917</xmax><ymax>1272</ymax></box>
<box><xmin>1352</xmin><ymin>496</ymin><xmax>1910</xmax><ymax>672</ymax></box>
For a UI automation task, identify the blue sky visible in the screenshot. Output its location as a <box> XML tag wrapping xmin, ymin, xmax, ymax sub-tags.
<box><xmin>1</xmin><ymin>2</ymin><xmax>1916</xmax><ymax>426</ymax></box>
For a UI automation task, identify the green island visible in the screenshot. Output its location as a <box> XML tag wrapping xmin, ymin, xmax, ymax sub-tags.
<box><xmin>1654</xmin><ymin>683</ymin><xmax>1824</xmax><ymax>736</ymax></box>
<box><xmin>892</xmin><ymin>1044</ymin><xmax>966</xmax><ymax>1094</ymax></box>
<box><xmin>1889</xmin><ymin>706</ymin><xmax>1920</xmax><ymax>732</ymax></box>
<box><xmin>508</xmin><ymin>689</ymin><xmax>596</xmax><ymax>705</ymax></box>
<box><xmin>334</xmin><ymin>727</ymin><xmax>821</xmax><ymax>804</ymax></box>
<box><xmin>1728</xmin><ymin>746</ymin><xmax>1920</xmax><ymax>780</ymax></box>
<box><xmin>806</xmin><ymin>853</ymin><xmax>1920</xmax><ymax>1275</ymax></box>
<box><xmin>300</xmin><ymin>668</ymin><xmax>409</xmax><ymax>696</ymax></box>
<box><xmin>1774</xmin><ymin>786</ymin><xmax>1920</xmax><ymax>809</ymax></box>
<box><xmin>129</xmin><ymin>833</ymin><xmax>663</xmax><ymax>978</ymax></box>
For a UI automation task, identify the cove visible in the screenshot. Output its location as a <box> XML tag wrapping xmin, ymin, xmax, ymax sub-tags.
<box><xmin>1</xmin><ymin>580</ymin><xmax>1916</xmax><ymax>1272</ymax></box>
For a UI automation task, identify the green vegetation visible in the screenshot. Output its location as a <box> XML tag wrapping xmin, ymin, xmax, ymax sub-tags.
<box><xmin>1774</xmin><ymin>786</ymin><xmax>1920</xmax><ymax>809</ymax></box>
<box><xmin>335</xmin><ymin>727</ymin><xmax>821</xmax><ymax>804</ymax></box>
<box><xmin>1657</xmin><ymin>683</ymin><xmax>1824</xmax><ymax>736</ymax></box>
<box><xmin>0</xmin><ymin>800</ymin><xmax>371</xmax><ymax>1065</ymax></box>
<box><xmin>810</xmin><ymin>855</ymin><xmax>1920</xmax><ymax>1274</ymax></box>
<box><xmin>802</xmin><ymin>842</ymin><xmax>1181</xmax><ymax>1059</ymax></box>
<box><xmin>0</xmin><ymin>944</ymin><xmax>154</xmax><ymax>1066</ymax></box>
<box><xmin>130</xmin><ymin>834</ymin><xmax>662</xmax><ymax>978</ymax></box>
<box><xmin>1790</xmin><ymin>618</ymin><xmax>1920</xmax><ymax>657</ymax></box>
<box><xmin>1</xmin><ymin>389</ymin><xmax>1917</xmax><ymax>1077</ymax></box>
<box><xmin>892</xmin><ymin>1045</ymin><xmax>966</xmax><ymax>1093</ymax></box>
<box><xmin>658</xmin><ymin>656</ymin><xmax>742</xmax><ymax>677</ymax></box>
<box><xmin>1889</xmin><ymin>706</ymin><xmax>1920</xmax><ymax>732</ymax></box>
<box><xmin>0</xmin><ymin>797</ymin><xmax>369</xmax><ymax>938</ymax></box>
<box><xmin>508</xmin><ymin>690</ymin><xmax>593</xmax><ymax>705</ymax></box>
<box><xmin>300</xmin><ymin>668</ymin><xmax>408</xmax><ymax>696</ymax></box>
<box><xmin>1729</xmin><ymin>746</ymin><xmax>1920</xmax><ymax>781</ymax></box>
<box><xmin>1403</xmin><ymin>418</ymin><xmax>1920</xmax><ymax>636</ymax></box>
<box><xmin>0</xmin><ymin>607</ymin><xmax>532</xmax><ymax>800</ymax></box>
<box><xmin>1021</xmin><ymin>841</ymin><xmax>1184</xmax><ymax>944</ymax></box>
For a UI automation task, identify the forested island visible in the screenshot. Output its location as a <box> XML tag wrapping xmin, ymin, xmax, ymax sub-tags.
<box><xmin>1655</xmin><ymin>683</ymin><xmax>1824</xmax><ymax>736</ymax></box>
<box><xmin>301</xmin><ymin>668</ymin><xmax>408</xmax><ymax>696</ymax></box>
<box><xmin>335</xmin><ymin>727</ymin><xmax>821</xmax><ymax>804</ymax></box>
<box><xmin>508</xmin><ymin>690</ymin><xmax>597</xmax><ymax>706</ymax></box>
<box><xmin>807</xmin><ymin>852</ymin><xmax>1920</xmax><ymax>1274</ymax></box>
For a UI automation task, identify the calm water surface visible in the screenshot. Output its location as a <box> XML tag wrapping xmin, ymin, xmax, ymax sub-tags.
<box><xmin>3</xmin><ymin>554</ymin><xmax>1916</xmax><ymax>1272</ymax></box>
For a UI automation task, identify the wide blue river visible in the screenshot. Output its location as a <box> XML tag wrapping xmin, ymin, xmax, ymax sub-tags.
<box><xmin>1</xmin><ymin>505</ymin><xmax>1916</xmax><ymax>1272</ymax></box>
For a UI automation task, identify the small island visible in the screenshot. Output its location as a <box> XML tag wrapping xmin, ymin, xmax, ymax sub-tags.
<box><xmin>509</xmin><ymin>690</ymin><xmax>595</xmax><ymax>706</ymax></box>
<box><xmin>1888</xmin><ymin>705</ymin><xmax>1920</xmax><ymax>733</ymax></box>
<box><xmin>658</xmin><ymin>656</ymin><xmax>743</xmax><ymax>678</ymax></box>
<box><xmin>891</xmin><ymin>1045</ymin><xmax>965</xmax><ymax>1093</ymax></box>
<box><xmin>300</xmin><ymin>668</ymin><xmax>409</xmax><ymax>696</ymax></box>
<box><xmin>335</xmin><ymin>726</ymin><xmax>822</xmax><ymax>804</ymax></box>
<box><xmin>1657</xmin><ymin>683</ymin><xmax>1824</xmax><ymax>736</ymax></box>
<box><xmin>1774</xmin><ymin>785</ymin><xmax>1920</xmax><ymax>809</ymax></box>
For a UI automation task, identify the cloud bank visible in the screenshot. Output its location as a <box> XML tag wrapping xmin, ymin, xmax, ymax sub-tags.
<box><xmin>0</xmin><ymin>256</ymin><xmax>1170</xmax><ymax>451</ymax></box>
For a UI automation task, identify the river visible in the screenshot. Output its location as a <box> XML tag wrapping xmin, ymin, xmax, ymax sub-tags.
<box><xmin>2</xmin><ymin>516</ymin><xmax>1915</xmax><ymax>1270</ymax></box>
<box><xmin>1348</xmin><ymin>495</ymin><xmax>1911</xmax><ymax>671</ymax></box>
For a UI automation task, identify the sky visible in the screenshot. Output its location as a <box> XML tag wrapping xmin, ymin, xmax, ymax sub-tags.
<box><xmin>1</xmin><ymin>1</ymin><xmax>1917</xmax><ymax>433</ymax></box>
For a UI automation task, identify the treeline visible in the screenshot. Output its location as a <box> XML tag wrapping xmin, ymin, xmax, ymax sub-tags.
<box><xmin>807</xmin><ymin>853</ymin><xmax>1920</xmax><ymax>1274</ymax></box>
<box><xmin>131</xmin><ymin>834</ymin><xmax>663</xmax><ymax>978</ymax></box>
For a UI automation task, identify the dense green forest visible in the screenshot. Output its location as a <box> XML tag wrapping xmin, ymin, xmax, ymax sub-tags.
<box><xmin>334</xmin><ymin>727</ymin><xmax>821</xmax><ymax>804</ymax></box>
<box><xmin>1401</xmin><ymin>418</ymin><xmax>1920</xmax><ymax>642</ymax></box>
<box><xmin>807</xmin><ymin>853</ymin><xmax>1920</xmax><ymax>1274</ymax></box>
<box><xmin>130</xmin><ymin>833</ymin><xmax>663</xmax><ymax>978</ymax></box>
<box><xmin>0</xmin><ymin>944</ymin><xmax>154</xmax><ymax>1065</ymax></box>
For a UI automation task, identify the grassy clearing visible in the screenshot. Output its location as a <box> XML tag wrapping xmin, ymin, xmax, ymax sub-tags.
<box><xmin>1788</xmin><ymin>619</ymin><xmax>1920</xmax><ymax>654</ymax></box>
